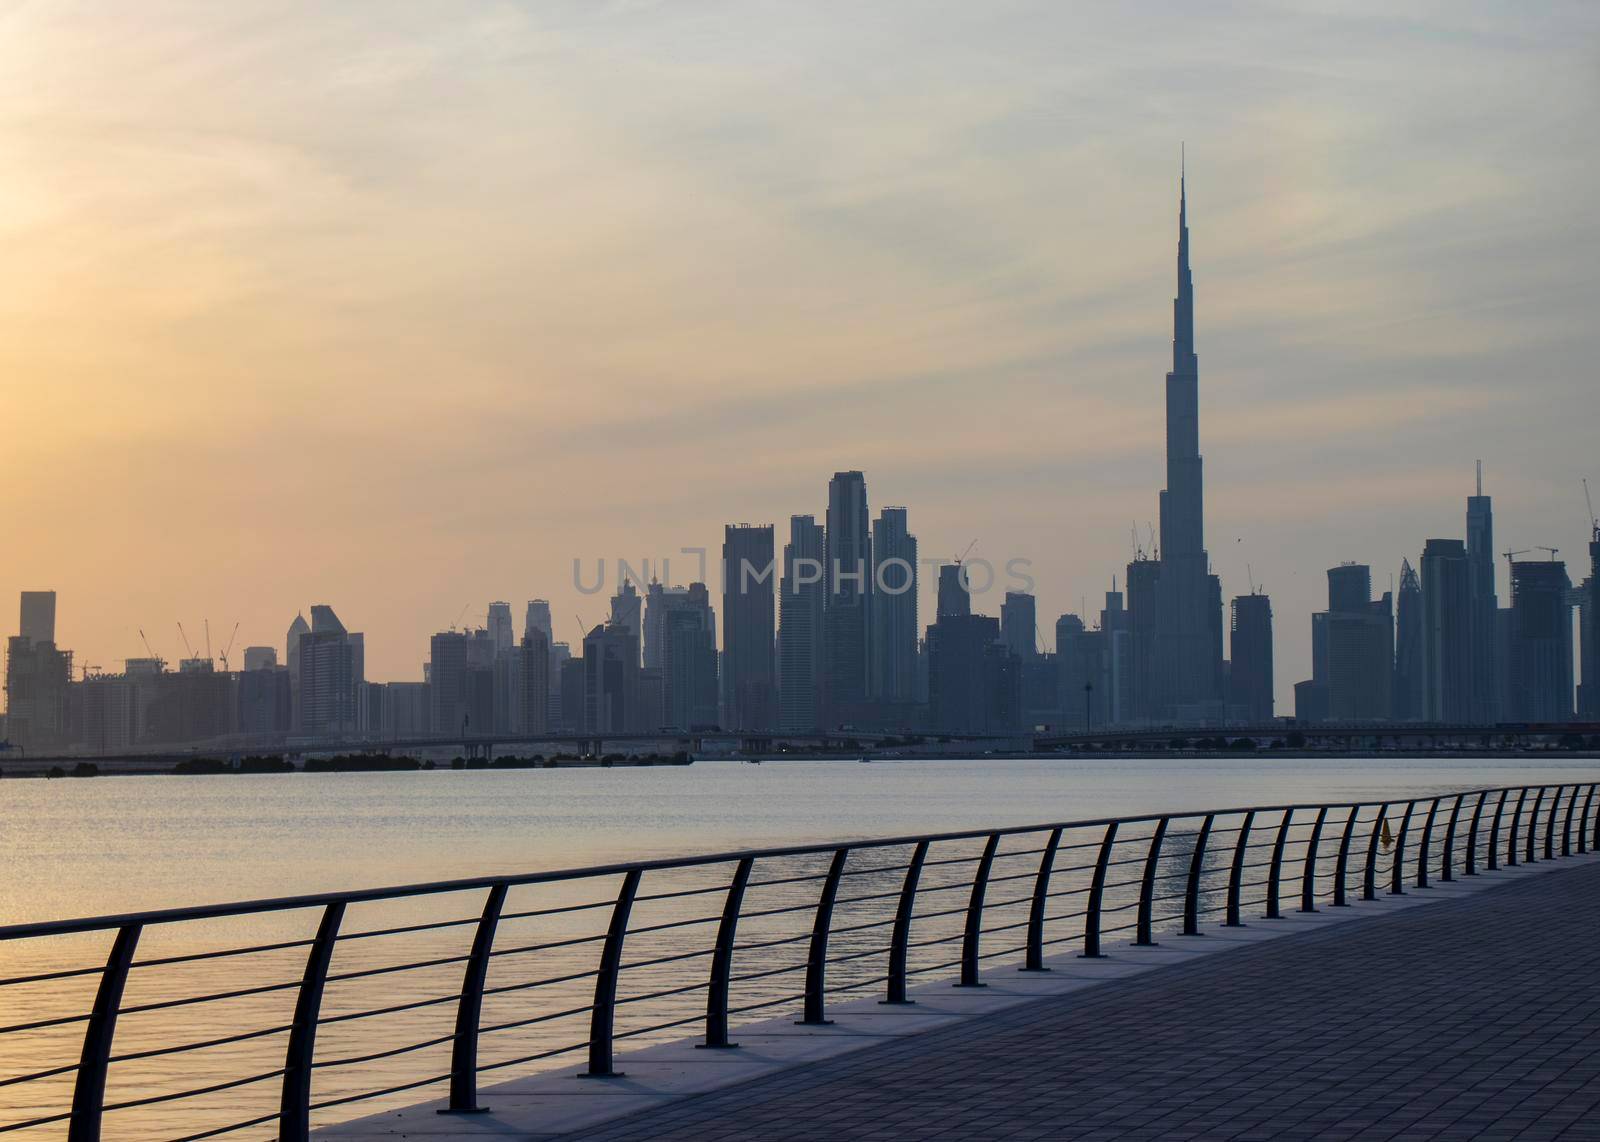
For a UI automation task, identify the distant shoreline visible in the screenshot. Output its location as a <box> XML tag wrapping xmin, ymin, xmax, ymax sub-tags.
<box><xmin>3</xmin><ymin>748</ymin><xmax>1598</xmax><ymax>779</ymax></box>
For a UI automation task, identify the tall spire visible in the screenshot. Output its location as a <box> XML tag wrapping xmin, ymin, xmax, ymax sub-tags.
<box><xmin>1160</xmin><ymin>153</ymin><xmax>1204</xmax><ymax>561</ymax></box>
<box><xmin>1173</xmin><ymin>155</ymin><xmax>1194</xmax><ymax>375</ymax></box>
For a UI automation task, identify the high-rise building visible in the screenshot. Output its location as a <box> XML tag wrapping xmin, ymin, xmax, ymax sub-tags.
<box><xmin>1508</xmin><ymin>560</ymin><xmax>1573</xmax><ymax>721</ymax></box>
<box><xmin>1099</xmin><ymin>584</ymin><xmax>1133</xmax><ymax>726</ymax></box>
<box><xmin>779</xmin><ymin>515</ymin><xmax>826</xmax><ymax>732</ymax></box>
<box><xmin>19</xmin><ymin>591</ymin><xmax>55</xmax><ymax>644</ymax></box>
<box><xmin>518</xmin><ymin>627</ymin><xmax>551</xmax><ymax>735</ymax></box>
<box><xmin>286</xmin><ymin>612</ymin><xmax>309</xmax><ymax>722</ymax></box>
<box><xmin>429</xmin><ymin>628</ymin><xmax>495</xmax><ymax>738</ymax></box>
<box><xmin>1054</xmin><ymin>614</ymin><xmax>1100</xmax><ymax>731</ymax></box>
<box><xmin>721</xmin><ymin>524</ymin><xmax>777</xmax><ymax>731</ymax></box>
<box><xmin>926</xmin><ymin>612</ymin><xmax>1018</xmax><ymax>735</ymax></box>
<box><xmin>662</xmin><ymin>586</ymin><xmax>718</xmax><ymax>730</ymax></box>
<box><xmin>609</xmin><ymin>580</ymin><xmax>643</xmax><ymax>666</ymax></box>
<box><xmin>1421</xmin><ymin>539</ymin><xmax>1472</xmax><ymax>722</ymax></box>
<box><xmin>1466</xmin><ymin>464</ymin><xmax>1498</xmax><ymax>721</ymax></box>
<box><xmin>524</xmin><ymin>600</ymin><xmax>553</xmax><ymax>645</ymax></box>
<box><xmin>1127</xmin><ymin>167</ymin><xmax>1224</xmax><ymax>724</ymax></box>
<box><xmin>937</xmin><ymin>564</ymin><xmax>971</xmax><ymax>619</ymax></box>
<box><xmin>582</xmin><ymin>622</ymin><xmax>640</xmax><ymax>734</ymax></box>
<box><xmin>487</xmin><ymin>602</ymin><xmax>514</xmax><ymax>659</ymax></box>
<box><xmin>1228</xmin><ymin>593</ymin><xmax>1273</xmax><ymax>723</ymax></box>
<box><xmin>1582</xmin><ymin>533</ymin><xmax>1600</xmax><ymax>719</ymax></box>
<box><xmin>295</xmin><ymin>605</ymin><xmax>363</xmax><ymax>736</ymax></box>
<box><xmin>242</xmin><ymin>646</ymin><xmax>277</xmax><ymax>673</ymax></box>
<box><xmin>1315</xmin><ymin>565</ymin><xmax>1392</xmax><ymax>722</ymax></box>
<box><xmin>823</xmin><ymin>471</ymin><xmax>871</xmax><ymax>725</ymax></box>
<box><xmin>870</xmin><ymin>508</ymin><xmax>918</xmax><ymax>707</ymax></box>
<box><xmin>1000</xmin><ymin>592</ymin><xmax>1038</xmax><ymax>661</ymax></box>
<box><xmin>1393</xmin><ymin>560</ymin><xmax>1425</xmax><ymax>721</ymax></box>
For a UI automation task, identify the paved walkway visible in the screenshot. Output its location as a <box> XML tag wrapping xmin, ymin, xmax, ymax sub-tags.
<box><xmin>578</xmin><ymin>860</ymin><xmax>1600</xmax><ymax>1142</ymax></box>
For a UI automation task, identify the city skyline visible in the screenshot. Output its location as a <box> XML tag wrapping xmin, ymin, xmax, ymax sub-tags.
<box><xmin>4</xmin><ymin>4</ymin><xmax>1599</xmax><ymax>711</ymax></box>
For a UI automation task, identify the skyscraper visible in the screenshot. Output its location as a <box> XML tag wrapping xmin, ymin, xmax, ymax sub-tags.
<box><xmin>660</xmin><ymin>584</ymin><xmax>718</xmax><ymax>731</ymax></box>
<box><xmin>870</xmin><ymin>507</ymin><xmax>918</xmax><ymax>707</ymax></box>
<box><xmin>937</xmin><ymin>564</ymin><xmax>972</xmax><ymax>619</ymax></box>
<box><xmin>609</xmin><ymin>580</ymin><xmax>643</xmax><ymax>666</ymax></box>
<box><xmin>1583</xmin><ymin>533</ymin><xmax>1600</xmax><ymax>719</ymax></box>
<box><xmin>823</xmin><ymin>471</ymin><xmax>871</xmax><ymax>725</ymax></box>
<box><xmin>518</xmin><ymin>627</ymin><xmax>551</xmax><ymax>735</ymax></box>
<box><xmin>1318</xmin><ymin>565</ymin><xmax>1392</xmax><ymax>721</ymax></box>
<box><xmin>779</xmin><ymin>515</ymin><xmax>826</xmax><ymax>732</ymax></box>
<box><xmin>487</xmin><ymin>602</ymin><xmax>514</xmax><ymax>658</ymax></box>
<box><xmin>721</xmin><ymin>524</ymin><xmax>777</xmax><ymax>731</ymax></box>
<box><xmin>1393</xmin><ymin>560</ymin><xmax>1425</xmax><ymax>721</ymax></box>
<box><xmin>1000</xmin><ymin>592</ymin><xmax>1038</xmax><ymax>660</ymax></box>
<box><xmin>1421</xmin><ymin>539</ymin><xmax>1472</xmax><ymax>722</ymax></box>
<box><xmin>1508</xmin><ymin>560</ymin><xmax>1573</xmax><ymax>721</ymax></box>
<box><xmin>19</xmin><ymin>591</ymin><xmax>55</xmax><ymax>645</ymax></box>
<box><xmin>1228</xmin><ymin>593</ymin><xmax>1273</xmax><ymax>723</ymax></box>
<box><xmin>525</xmin><ymin>600</ymin><xmax>553</xmax><ymax>644</ymax></box>
<box><xmin>295</xmin><ymin>605</ymin><xmax>363</xmax><ymax>736</ymax></box>
<box><xmin>1129</xmin><ymin>165</ymin><xmax>1224</xmax><ymax>723</ymax></box>
<box><xmin>1466</xmin><ymin>464</ymin><xmax>1498</xmax><ymax>721</ymax></box>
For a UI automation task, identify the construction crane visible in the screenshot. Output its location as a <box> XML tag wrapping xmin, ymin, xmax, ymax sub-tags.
<box><xmin>1585</xmin><ymin>478</ymin><xmax>1597</xmax><ymax>541</ymax></box>
<box><xmin>1536</xmin><ymin>546</ymin><xmax>1559</xmax><ymax>561</ymax></box>
<box><xmin>204</xmin><ymin>619</ymin><xmax>212</xmax><ymax>663</ymax></box>
<box><xmin>217</xmin><ymin>622</ymin><xmax>240</xmax><ymax>671</ymax></box>
<box><xmin>177</xmin><ymin>622</ymin><xmax>196</xmax><ymax>659</ymax></box>
<box><xmin>138</xmin><ymin>628</ymin><xmax>158</xmax><ymax>660</ymax></box>
<box><xmin>448</xmin><ymin>602</ymin><xmax>470</xmax><ymax>633</ymax></box>
<box><xmin>953</xmin><ymin>538</ymin><xmax>978</xmax><ymax>565</ymax></box>
<box><xmin>1503</xmin><ymin>549</ymin><xmax>1529</xmax><ymax>572</ymax></box>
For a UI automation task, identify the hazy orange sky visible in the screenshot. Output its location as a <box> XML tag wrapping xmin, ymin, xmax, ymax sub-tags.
<box><xmin>3</xmin><ymin>2</ymin><xmax>1596</xmax><ymax>706</ymax></box>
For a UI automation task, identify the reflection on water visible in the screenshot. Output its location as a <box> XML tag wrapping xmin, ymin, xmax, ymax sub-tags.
<box><xmin>1</xmin><ymin>757</ymin><xmax>1593</xmax><ymax>1138</ymax></box>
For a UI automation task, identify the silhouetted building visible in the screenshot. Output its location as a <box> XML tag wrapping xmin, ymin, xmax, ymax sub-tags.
<box><xmin>1421</xmin><ymin>539</ymin><xmax>1472</xmax><ymax>722</ymax></box>
<box><xmin>1128</xmin><ymin>169</ymin><xmax>1225</xmax><ymax>724</ymax></box>
<box><xmin>1055</xmin><ymin>615</ymin><xmax>1104</xmax><ymax>731</ymax></box>
<box><xmin>487</xmin><ymin>601</ymin><xmax>514</xmax><ymax>658</ymax></box>
<box><xmin>1508</xmin><ymin>560</ymin><xmax>1573</xmax><ymax>721</ymax></box>
<box><xmin>1582</xmin><ymin>534</ymin><xmax>1600</xmax><ymax>719</ymax></box>
<box><xmin>430</xmin><ymin>628</ymin><xmax>495</xmax><ymax>738</ymax></box>
<box><xmin>242</xmin><ymin>646</ymin><xmax>277</xmax><ymax>673</ymax></box>
<box><xmin>823</xmin><ymin>471</ymin><xmax>871</xmax><ymax>724</ymax></box>
<box><xmin>294</xmin><ymin>605</ymin><xmax>362</xmax><ymax>736</ymax></box>
<box><xmin>518</xmin><ymin>627</ymin><xmax>551</xmax><ymax>735</ymax></box>
<box><xmin>148</xmin><ymin>661</ymin><xmax>237</xmax><ymax>746</ymax></box>
<box><xmin>4</xmin><ymin>623</ymin><xmax>71</xmax><ymax>753</ymax></box>
<box><xmin>583</xmin><ymin>621</ymin><xmax>641</xmax><ymax>734</ymax></box>
<box><xmin>1393</xmin><ymin>560</ymin><xmax>1425</xmax><ymax>721</ymax></box>
<box><xmin>1229</xmin><ymin>593</ymin><xmax>1273</xmax><ymax>723</ymax></box>
<box><xmin>662</xmin><ymin>586</ymin><xmax>718</xmax><ymax>730</ymax></box>
<box><xmin>19</xmin><ymin>591</ymin><xmax>55</xmax><ymax>644</ymax></box>
<box><xmin>927</xmin><ymin>613</ymin><xmax>1018</xmax><ymax>735</ymax></box>
<box><xmin>1001</xmin><ymin>592</ymin><xmax>1038</xmax><ymax>660</ymax></box>
<box><xmin>870</xmin><ymin>508</ymin><xmax>919</xmax><ymax>708</ymax></box>
<box><xmin>609</xmin><ymin>580</ymin><xmax>642</xmax><ymax>666</ymax></box>
<box><xmin>239</xmin><ymin>663</ymin><xmax>292</xmax><ymax>736</ymax></box>
<box><xmin>937</xmin><ymin>564</ymin><xmax>971</xmax><ymax>619</ymax></box>
<box><xmin>1314</xmin><ymin>565</ymin><xmax>1392</xmax><ymax>721</ymax></box>
<box><xmin>1294</xmin><ymin>679</ymin><xmax>1329</xmax><ymax>723</ymax></box>
<box><xmin>722</xmin><ymin>524</ymin><xmax>776</xmax><ymax>731</ymax></box>
<box><xmin>286</xmin><ymin>612</ymin><xmax>309</xmax><ymax>722</ymax></box>
<box><xmin>558</xmin><ymin>656</ymin><xmax>585</xmax><ymax>735</ymax></box>
<box><xmin>1466</xmin><ymin>465</ymin><xmax>1498</xmax><ymax>722</ymax></box>
<box><xmin>779</xmin><ymin>515</ymin><xmax>826</xmax><ymax>731</ymax></box>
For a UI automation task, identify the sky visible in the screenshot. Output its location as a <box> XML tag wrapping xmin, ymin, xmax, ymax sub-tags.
<box><xmin>2</xmin><ymin>0</ymin><xmax>1597</xmax><ymax>707</ymax></box>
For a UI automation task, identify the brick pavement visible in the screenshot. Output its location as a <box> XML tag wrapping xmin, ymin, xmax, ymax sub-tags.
<box><xmin>575</xmin><ymin>861</ymin><xmax>1600</xmax><ymax>1141</ymax></box>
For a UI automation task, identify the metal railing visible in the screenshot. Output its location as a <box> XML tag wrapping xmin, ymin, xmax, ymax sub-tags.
<box><xmin>0</xmin><ymin>782</ymin><xmax>1595</xmax><ymax>1140</ymax></box>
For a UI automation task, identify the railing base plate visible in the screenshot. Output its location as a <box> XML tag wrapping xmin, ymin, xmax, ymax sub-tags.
<box><xmin>437</xmin><ymin>1106</ymin><xmax>491</xmax><ymax>1116</ymax></box>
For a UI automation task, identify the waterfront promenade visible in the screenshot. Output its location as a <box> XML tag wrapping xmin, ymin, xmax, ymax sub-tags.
<box><xmin>325</xmin><ymin>847</ymin><xmax>1600</xmax><ymax>1141</ymax></box>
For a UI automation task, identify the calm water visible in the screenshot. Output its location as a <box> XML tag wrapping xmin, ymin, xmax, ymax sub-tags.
<box><xmin>2</xmin><ymin>756</ymin><xmax>1595</xmax><ymax>1140</ymax></box>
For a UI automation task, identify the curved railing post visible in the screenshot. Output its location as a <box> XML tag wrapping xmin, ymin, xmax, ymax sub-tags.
<box><xmin>1416</xmin><ymin>798</ymin><xmax>1440</xmax><ymax>889</ymax></box>
<box><xmin>703</xmin><ymin>857</ymin><xmax>754</xmax><ymax>1048</ymax></box>
<box><xmin>798</xmin><ymin>848</ymin><xmax>849</xmax><ymax>1025</ymax></box>
<box><xmin>1488</xmin><ymin>789</ymin><xmax>1508</xmax><ymax>871</ymax></box>
<box><xmin>885</xmin><ymin>841</ymin><xmax>930</xmax><ymax>1001</ymax></box>
<box><xmin>1547</xmin><ymin>785</ymin><xmax>1565</xmax><ymax>860</ymax></box>
<box><xmin>1081</xmin><ymin>821</ymin><xmax>1118</xmax><ymax>958</ymax></box>
<box><xmin>1362</xmin><ymin>805</ymin><xmax>1387</xmax><ymax>902</ymax></box>
<box><xmin>1390</xmin><ymin>801</ymin><xmax>1415</xmax><ymax>895</ymax></box>
<box><xmin>1332</xmin><ymin>805</ymin><xmax>1359</xmax><ymax>907</ymax></box>
<box><xmin>1135</xmin><ymin>817</ymin><xmax>1170</xmax><ymax>946</ymax></box>
<box><xmin>1593</xmin><ymin>783</ymin><xmax>1600</xmax><ymax>851</ymax></box>
<box><xmin>1563</xmin><ymin>785</ymin><xmax>1579</xmax><ymax>856</ymax></box>
<box><xmin>1527</xmin><ymin>787</ymin><xmax>1546</xmax><ymax>864</ymax></box>
<box><xmin>1508</xmin><ymin>787</ymin><xmax>1528</xmax><ymax>867</ymax></box>
<box><xmin>1300</xmin><ymin>807</ymin><xmax>1327</xmax><ymax>913</ymax></box>
<box><xmin>1465</xmin><ymin>791</ymin><xmax>1486</xmax><ymax>876</ymax></box>
<box><xmin>1441</xmin><ymin>794</ymin><xmax>1463</xmax><ymax>883</ymax></box>
<box><xmin>67</xmin><ymin>923</ymin><xmax>142</xmax><ymax>1142</ymax></box>
<box><xmin>957</xmin><ymin>833</ymin><xmax>1001</xmax><ymax>987</ymax></box>
<box><xmin>1022</xmin><ymin>829</ymin><xmax>1063</xmax><ymax>971</ymax></box>
<box><xmin>280</xmin><ymin>902</ymin><xmax>346</xmax><ymax>1140</ymax></box>
<box><xmin>1581</xmin><ymin>785</ymin><xmax>1596</xmax><ymax>855</ymax></box>
<box><xmin>1265</xmin><ymin>809</ymin><xmax>1293</xmax><ymax>918</ymax></box>
<box><xmin>1182</xmin><ymin>815</ymin><xmax>1214</xmax><ymax>935</ymax></box>
<box><xmin>584</xmin><ymin>870</ymin><xmax>641</xmax><ymax>1076</ymax></box>
<box><xmin>446</xmin><ymin>883</ymin><xmax>508</xmax><ymax>1112</ymax></box>
<box><xmin>1225</xmin><ymin>811</ymin><xmax>1254</xmax><ymax>926</ymax></box>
